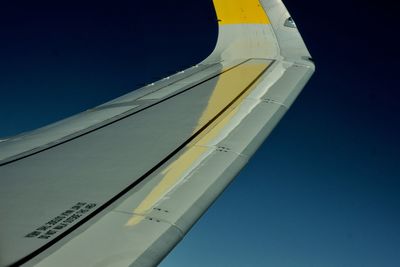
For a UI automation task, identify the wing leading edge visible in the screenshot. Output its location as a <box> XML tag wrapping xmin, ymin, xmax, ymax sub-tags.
<box><xmin>0</xmin><ymin>0</ymin><xmax>314</xmax><ymax>266</ymax></box>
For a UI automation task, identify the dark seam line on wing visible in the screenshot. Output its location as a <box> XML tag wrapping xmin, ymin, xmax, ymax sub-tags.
<box><xmin>0</xmin><ymin>63</ymin><xmax>221</xmax><ymax>166</ymax></box>
<box><xmin>9</xmin><ymin>60</ymin><xmax>272</xmax><ymax>267</ymax></box>
<box><xmin>136</xmin><ymin>63</ymin><xmax>219</xmax><ymax>99</ymax></box>
<box><xmin>0</xmin><ymin>60</ymin><xmax>249</xmax><ymax>168</ymax></box>
<box><xmin>97</xmin><ymin>62</ymin><xmax>220</xmax><ymax>109</ymax></box>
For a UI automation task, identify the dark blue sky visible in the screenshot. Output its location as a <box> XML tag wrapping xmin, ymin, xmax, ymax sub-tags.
<box><xmin>1</xmin><ymin>0</ymin><xmax>399</xmax><ymax>266</ymax></box>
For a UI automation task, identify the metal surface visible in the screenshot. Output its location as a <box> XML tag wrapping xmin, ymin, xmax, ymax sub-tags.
<box><xmin>0</xmin><ymin>63</ymin><xmax>222</xmax><ymax>164</ymax></box>
<box><xmin>0</xmin><ymin>0</ymin><xmax>315</xmax><ymax>266</ymax></box>
<box><xmin>0</xmin><ymin>59</ymin><xmax>272</xmax><ymax>266</ymax></box>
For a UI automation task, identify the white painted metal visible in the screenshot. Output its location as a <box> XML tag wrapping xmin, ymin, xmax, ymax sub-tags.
<box><xmin>33</xmin><ymin>63</ymin><xmax>314</xmax><ymax>267</ymax></box>
<box><xmin>0</xmin><ymin>0</ymin><xmax>314</xmax><ymax>266</ymax></box>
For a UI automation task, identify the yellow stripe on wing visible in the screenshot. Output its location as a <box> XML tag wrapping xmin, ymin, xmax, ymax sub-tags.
<box><xmin>125</xmin><ymin>62</ymin><xmax>269</xmax><ymax>227</ymax></box>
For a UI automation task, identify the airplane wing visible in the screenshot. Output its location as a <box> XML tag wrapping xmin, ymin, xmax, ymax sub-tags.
<box><xmin>0</xmin><ymin>0</ymin><xmax>314</xmax><ymax>266</ymax></box>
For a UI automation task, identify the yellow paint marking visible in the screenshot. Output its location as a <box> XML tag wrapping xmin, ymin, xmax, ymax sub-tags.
<box><xmin>193</xmin><ymin>63</ymin><xmax>267</xmax><ymax>133</ymax></box>
<box><xmin>125</xmin><ymin>146</ymin><xmax>208</xmax><ymax>226</ymax></box>
<box><xmin>125</xmin><ymin>61</ymin><xmax>269</xmax><ymax>227</ymax></box>
<box><xmin>213</xmin><ymin>0</ymin><xmax>270</xmax><ymax>25</ymax></box>
<box><xmin>192</xmin><ymin>63</ymin><xmax>269</xmax><ymax>147</ymax></box>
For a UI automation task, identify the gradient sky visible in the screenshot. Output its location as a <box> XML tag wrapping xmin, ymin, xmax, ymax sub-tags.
<box><xmin>0</xmin><ymin>0</ymin><xmax>399</xmax><ymax>266</ymax></box>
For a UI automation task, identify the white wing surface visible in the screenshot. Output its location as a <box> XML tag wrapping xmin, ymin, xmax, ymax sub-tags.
<box><xmin>0</xmin><ymin>0</ymin><xmax>314</xmax><ymax>266</ymax></box>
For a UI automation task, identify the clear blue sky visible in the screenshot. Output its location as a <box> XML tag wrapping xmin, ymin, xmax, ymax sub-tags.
<box><xmin>0</xmin><ymin>1</ymin><xmax>399</xmax><ymax>266</ymax></box>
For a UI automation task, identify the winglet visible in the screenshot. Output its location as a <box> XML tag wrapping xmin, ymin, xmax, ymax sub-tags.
<box><xmin>204</xmin><ymin>0</ymin><xmax>314</xmax><ymax>67</ymax></box>
<box><xmin>213</xmin><ymin>0</ymin><xmax>270</xmax><ymax>25</ymax></box>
